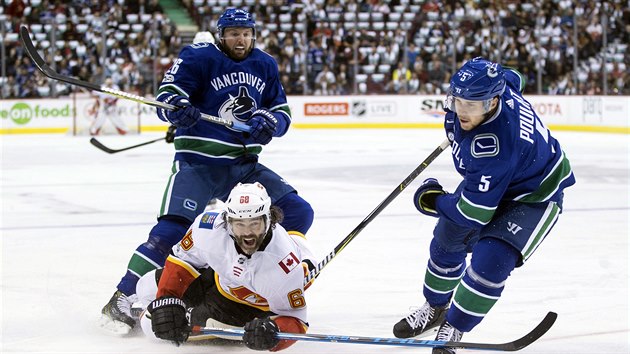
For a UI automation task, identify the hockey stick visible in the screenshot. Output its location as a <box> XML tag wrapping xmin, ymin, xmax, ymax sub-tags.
<box><xmin>304</xmin><ymin>138</ymin><xmax>451</xmax><ymax>285</ymax></box>
<box><xmin>89</xmin><ymin>136</ymin><xmax>166</xmax><ymax>154</ymax></box>
<box><xmin>19</xmin><ymin>25</ymin><xmax>251</xmax><ymax>133</ymax></box>
<box><xmin>192</xmin><ymin>311</ymin><xmax>557</xmax><ymax>351</ymax></box>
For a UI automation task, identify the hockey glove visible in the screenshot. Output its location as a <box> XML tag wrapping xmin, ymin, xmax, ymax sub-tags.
<box><xmin>413</xmin><ymin>178</ymin><xmax>447</xmax><ymax>217</ymax></box>
<box><xmin>165</xmin><ymin>125</ymin><xmax>176</xmax><ymax>143</ymax></box>
<box><xmin>247</xmin><ymin>109</ymin><xmax>278</xmax><ymax>145</ymax></box>
<box><xmin>243</xmin><ymin>317</ymin><xmax>280</xmax><ymax>351</ymax></box>
<box><xmin>158</xmin><ymin>95</ymin><xmax>200</xmax><ymax>129</ymax></box>
<box><xmin>147</xmin><ymin>296</ymin><xmax>190</xmax><ymax>345</ymax></box>
<box><xmin>444</xmin><ymin>111</ymin><xmax>456</xmax><ymax>143</ymax></box>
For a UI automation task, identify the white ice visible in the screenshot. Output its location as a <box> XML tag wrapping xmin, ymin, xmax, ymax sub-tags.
<box><xmin>1</xmin><ymin>128</ymin><xmax>628</xmax><ymax>353</ymax></box>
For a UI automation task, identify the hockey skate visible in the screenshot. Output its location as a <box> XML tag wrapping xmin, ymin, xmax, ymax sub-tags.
<box><xmin>432</xmin><ymin>320</ymin><xmax>463</xmax><ymax>354</ymax></box>
<box><xmin>393</xmin><ymin>302</ymin><xmax>447</xmax><ymax>338</ymax></box>
<box><xmin>99</xmin><ymin>290</ymin><xmax>138</xmax><ymax>335</ymax></box>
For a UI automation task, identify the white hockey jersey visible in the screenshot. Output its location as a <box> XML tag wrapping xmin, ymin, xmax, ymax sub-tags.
<box><xmin>157</xmin><ymin>209</ymin><xmax>314</xmax><ymax>324</ymax></box>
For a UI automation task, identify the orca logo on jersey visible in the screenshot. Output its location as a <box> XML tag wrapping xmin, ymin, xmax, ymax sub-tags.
<box><xmin>219</xmin><ymin>86</ymin><xmax>257</xmax><ymax>124</ymax></box>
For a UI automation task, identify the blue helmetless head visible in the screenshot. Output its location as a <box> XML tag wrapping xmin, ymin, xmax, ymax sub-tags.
<box><xmin>217</xmin><ymin>8</ymin><xmax>256</xmax><ymax>37</ymax></box>
<box><xmin>449</xmin><ymin>57</ymin><xmax>506</xmax><ymax>102</ymax></box>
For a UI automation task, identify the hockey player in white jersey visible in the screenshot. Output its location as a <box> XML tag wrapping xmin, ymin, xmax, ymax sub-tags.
<box><xmin>89</xmin><ymin>77</ymin><xmax>128</xmax><ymax>135</ymax></box>
<box><xmin>136</xmin><ymin>182</ymin><xmax>315</xmax><ymax>351</ymax></box>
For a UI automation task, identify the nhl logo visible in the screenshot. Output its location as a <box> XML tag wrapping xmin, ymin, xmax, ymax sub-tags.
<box><xmin>352</xmin><ymin>100</ymin><xmax>366</xmax><ymax>117</ymax></box>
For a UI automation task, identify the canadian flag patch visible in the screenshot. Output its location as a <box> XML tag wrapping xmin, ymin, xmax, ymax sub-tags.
<box><xmin>278</xmin><ymin>252</ymin><xmax>299</xmax><ymax>274</ymax></box>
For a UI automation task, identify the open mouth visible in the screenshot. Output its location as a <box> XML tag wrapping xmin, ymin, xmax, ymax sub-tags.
<box><xmin>242</xmin><ymin>236</ymin><xmax>256</xmax><ymax>248</ymax></box>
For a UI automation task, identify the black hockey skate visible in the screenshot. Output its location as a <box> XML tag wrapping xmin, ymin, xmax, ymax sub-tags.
<box><xmin>393</xmin><ymin>302</ymin><xmax>448</xmax><ymax>338</ymax></box>
<box><xmin>432</xmin><ymin>320</ymin><xmax>463</xmax><ymax>354</ymax></box>
<box><xmin>99</xmin><ymin>290</ymin><xmax>138</xmax><ymax>335</ymax></box>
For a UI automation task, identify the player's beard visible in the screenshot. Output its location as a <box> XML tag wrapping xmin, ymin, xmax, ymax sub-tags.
<box><xmin>234</xmin><ymin>232</ymin><xmax>265</xmax><ymax>255</ymax></box>
<box><xmin>223</xmin><ymin>41</ymin><xmax>254</xmax><ymax>60</ymax></box>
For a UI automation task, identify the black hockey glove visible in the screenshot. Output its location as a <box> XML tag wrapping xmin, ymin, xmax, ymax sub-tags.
<box><xmin>247</xmin><ymin>109</ymin><xmax>278</xmax><ymax>145</ymax></box>
<box><xmin>243</xmin><ymin>317</ymin><xmax>280</xmax><ymax>351</ymax></box>
<box><xmin>147</xmin><ymin>296</ymin><xmax>190</xmax><ymax>345</ymax></box>
<box><xmin>165</xmin><ymin>125</ymin><xmax>176</xmax><ymax>143</ymax></box>
<box><xmin>414</xmin><ymin>178</ymin><xmax>447</xmax><ymax>217</ymax></box>
<box><xmin>158</xmin><ymin>95</ymin><xmax>200</xmax><ymax>129</ymax></box>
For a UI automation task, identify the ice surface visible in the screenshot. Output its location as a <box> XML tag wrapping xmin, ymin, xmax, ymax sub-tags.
<box><xmin>1</xmin><ymin>129</ymin><xmax>628</xmax><ymax>353</ymax></box>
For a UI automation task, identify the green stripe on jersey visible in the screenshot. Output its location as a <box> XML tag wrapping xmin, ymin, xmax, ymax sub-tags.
<box><xmin>516</xmin><ymin>152</ymin><xmax>573</xmax><ymax>203</ymax></box>
<box><xmin>157</xmin><ymin>84</ymin><xmax>188</xmax><ymax>97</ymax></box>
<box><xmin>275</xmin><ymin>104</ymin><xmax>292</xmax><ymax>118</ymax></box>
<box><xmin>424</xmin><ymin>269</ymin><xmax>462</xmax><ymax>293</ymax></box>
<box><xmin>523</xmin><ymin>202</ymin><xmax>560</xmax><ymax>261</ymax></box>
<box><xmin>174</xmin><ymin>137</ymin><xmax>262</xmax><ymax>159</ymax></box>
<box><xmin>159</xmin><ymin>162</ymin><xmax>180</xmax><ymax>216</ymax></box>
<box><xmin>127</xmin><ymin>252</ymin><xmax>160</xmax><ymax>278</ymax></box>
<box><xmin>456</xmin><ymin>195</ymin><xmax>496</xmax><ymax>225</ymax></box>
<box><xmin>453</xmin><ymin>282</ymin><xmax>499</xmax><ymax>316</ymax></box>
<box><xmin>505</xmin><ymin>68</ymin><xmax>527</xmax><ymax>93</ymax></box>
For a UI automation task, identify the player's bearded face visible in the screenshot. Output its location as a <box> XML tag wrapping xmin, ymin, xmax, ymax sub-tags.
<box><xmin>454</xmin><ymin>97</ymin><xmax>498</xmax><ymax>130</ymax></box>
<box><xmin>229</xmin><ymin>216</ymin><xmax>267</xmax><ymax>255</ymax></box>
<box><xmin>222</xmin><ymin>27</ymin><xmax>255</xmax><ymax>60</ymax></box>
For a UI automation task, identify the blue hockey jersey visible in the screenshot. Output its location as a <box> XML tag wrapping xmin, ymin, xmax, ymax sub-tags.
<box><xmin>436</xmin><ymin>70</ymin><xmax>576</xmax><ymax>228</ymax></box>
<box><xmin>156</xmin><ymin>43</ymin><xmax>291</xmax><ymax>165</ymax></box>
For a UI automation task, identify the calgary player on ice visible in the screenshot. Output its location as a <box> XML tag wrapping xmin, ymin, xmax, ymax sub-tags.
<box><xmin>392</xmin><ymin>57</ymin><xmax>575</xmax><ymax>353</ymax></box>
<box><xmin>100</xmin><ymin>8</ymin><xmax>314</xmax><ymax>334</ymax></box>
<box><xmin>136</xmin><ymin>182</ymin><xmax>315</xmax><ymax>351</ymax></box>
<box><xmin>89</xmin><ymin>77</ymin><xmax>128</xmax><ymax>135</ymax></box>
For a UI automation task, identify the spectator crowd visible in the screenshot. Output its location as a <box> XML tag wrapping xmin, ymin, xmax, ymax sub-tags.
<box><xmin>2</xmin><ymin>0</ymin><xmax>629</xmax><ymax>99</ymax></box>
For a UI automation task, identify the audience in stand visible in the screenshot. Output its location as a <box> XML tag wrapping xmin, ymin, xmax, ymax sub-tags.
<box><xmin>2</xmin><ymin>0</ymin><xmax>628</xmax><ymax>98</ymax></box>
<box><xmin>2</xmin><ymin>0</ymin><xmax>179</xmax><ymax>98</ymax></box>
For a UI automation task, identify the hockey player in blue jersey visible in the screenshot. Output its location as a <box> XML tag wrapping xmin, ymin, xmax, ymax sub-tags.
<box><xmin>392</xmin><ymin>57</ymin><xmax>575</xmax><ymax>353</ymax></box>
<box><xmin>100</xmin><ymin>8</ymin><xmax>314</xmax><ymax>336</ymax></box>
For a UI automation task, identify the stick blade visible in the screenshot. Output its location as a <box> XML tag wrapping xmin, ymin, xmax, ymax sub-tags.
<box><xmin>505</xmin><ymin>311</ymin><xmax>557</xmax><ymax>351</ymax></box>
<box><xmin>449</xmin><ymin>311</ymin><xmax>558</xmax><ymax>351</ymax></box>
<box><xmin>89</xmin><ymin>137</ymin><xmax>119</xmax><ymax>154</ymax></box>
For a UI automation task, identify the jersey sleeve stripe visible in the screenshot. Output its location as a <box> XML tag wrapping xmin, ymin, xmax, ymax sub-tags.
<box><xmin>514</xmin><ymin>151</ymin><xmax>573</xmax><ymax>202</ymax></box>
<box><xmin>506</xmin><ymin>68</ymin><xmax>526</xmax><ymax>93</ymax></box>
<box><xmin>270</xmin><ymin>103</ymin><xmax>292</xmax><ymax>118</ymax></box>
<box><xmin>157</xmin><ymin>83</ymin><xmax>190</xmax><ymax>97</ymax></box>
<box><xmin>166</xmin><ymin>255</ymin><xmax>201</xmax><ymax>278</ymax></box>
<box><xmin>287</xmin><ymin>230</ymin><xmax>306</xmax><ymax>239</ymax></box>
<box><xmin>456</xmin><ymin>194</ymin><xmax>496</xmax><ymax>225</ymax></box>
